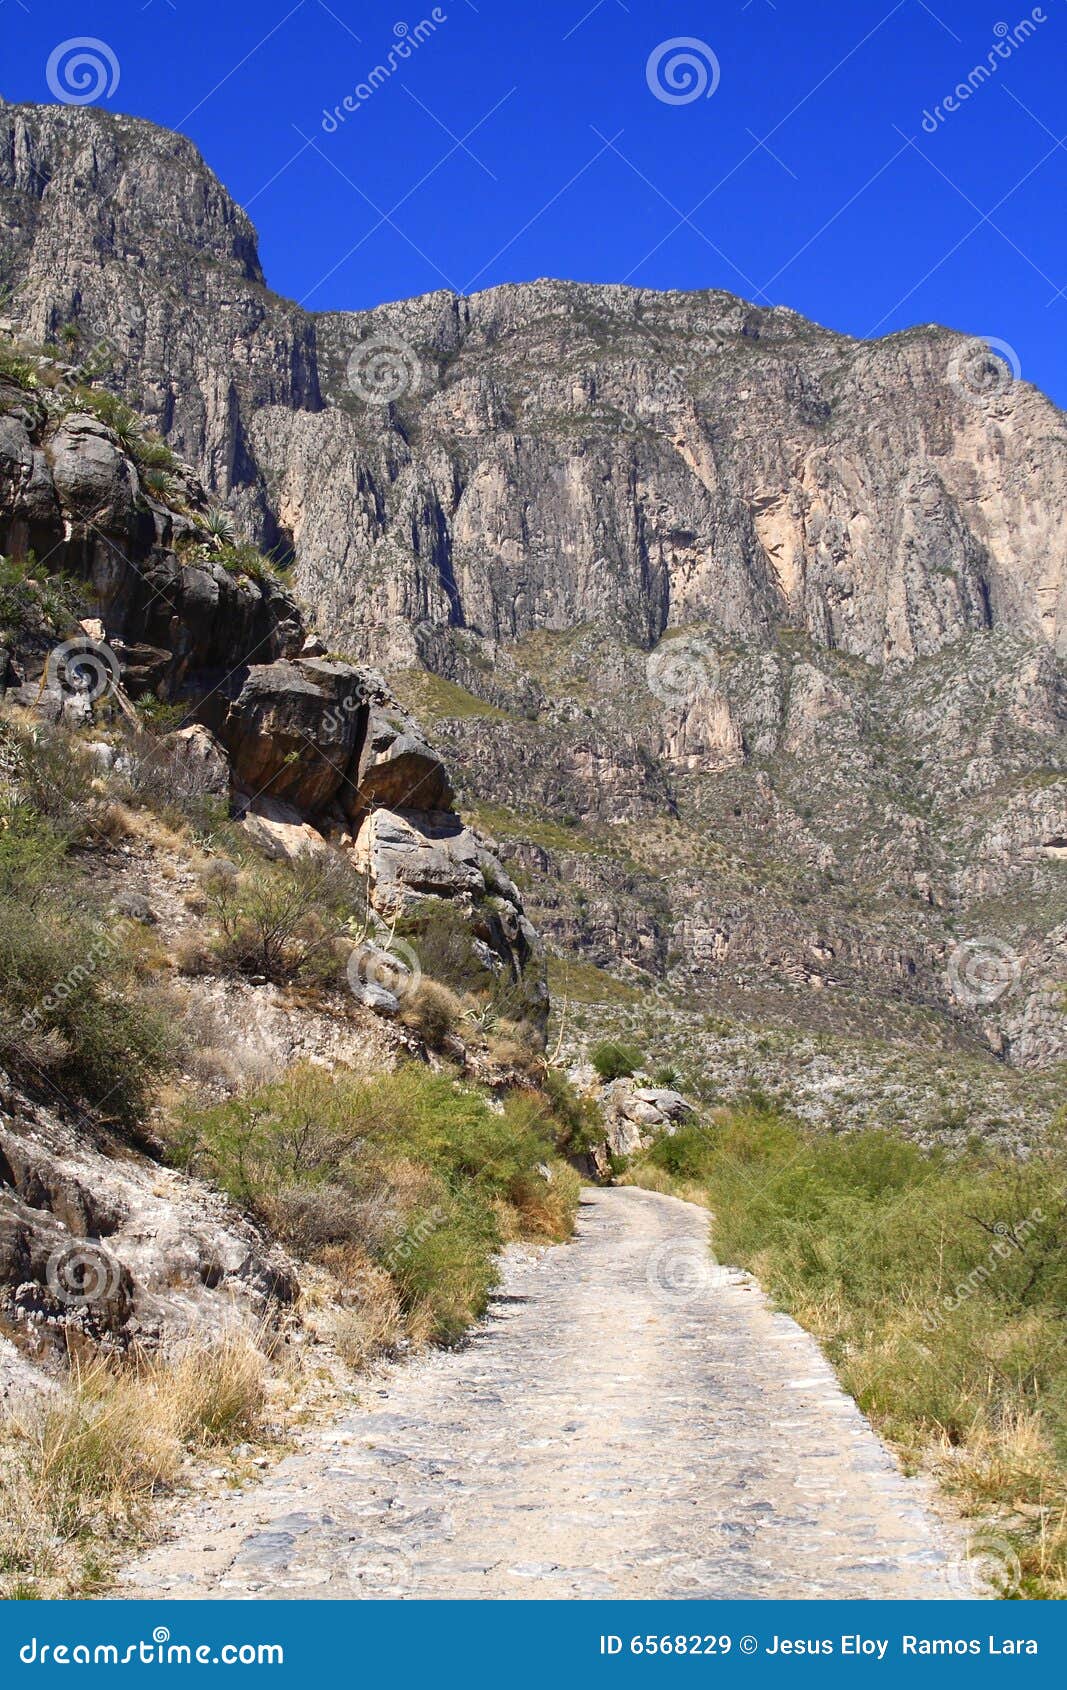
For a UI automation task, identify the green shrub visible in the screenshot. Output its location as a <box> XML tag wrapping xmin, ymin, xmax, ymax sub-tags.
<box><xmin>0</xmin><ymin>556</ymin><xmax>86</xmax><ymax>637</ymax></box>
<box><xmin>171</xmin><ymin>1064</ymin><xmax>578</xmax><ymax>1345</ymax></box>
<box><xmin>395</xmin><ymin>898</ymin><xmax>489</xmax><ymax>995</ymax></box>
<box><xmin>0</xmin><ymin>889</ymin><xmax>173</xmax><ymax>1122</ymax></box>
<box><xmin>0</xmin><ymin>346</ymin><xmax>37</xmax><ymax>391</ymax></box>
<box><xmin>637</xmin><ymin>1105</ymin><xmax>1067</xmax><ymax>1597</ymax></box>
<box><xmin>647</xmin><ymin>1121</ymin><xmax>718</xmax><ymax>1181</ymax></box>
<box><xmin>542</xmin><ymin>1066</ymin><xmax>603</xmax><ymax>1156</ymax></box>
<box><xmin>591</xmin><ymin>1039</ymin><xmax>643</xmax><ymax>1081</ymax></box>
<box><xmin>186</xmin><ymin>541</ymin><xmax>281</xmax><ymax>584</ymax></box>
<box><xmin>204</xmin><ymin>855</ymin><xmax>363</xmax><ymax>983</ymax></box>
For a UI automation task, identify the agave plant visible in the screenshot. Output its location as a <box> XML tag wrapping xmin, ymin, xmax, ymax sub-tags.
<box><xmin>202</xmin><ymin>506</ymin><xmax>235</xmax><ymax>549</ymax></box>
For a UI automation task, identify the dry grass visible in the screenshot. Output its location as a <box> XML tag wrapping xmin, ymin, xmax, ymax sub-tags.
<box><xmin>0</xmin><ymin>1332</ymin><xmax>267</xmax><ymax>1598</ymax></box>
<box><xmin>312</xmin><ymin>1243</ymin><xmax>404</xmax><ymax>1369</ymax></box>
<box><xmin>399</xmin><ymin>979</ymin><xmax>464</xmax><ymax>1049</ymax></box>
<box><xmin>632</xmin><ymin>1109</ymin><xmax>1067</xmax><ymax>1599</ymax></box>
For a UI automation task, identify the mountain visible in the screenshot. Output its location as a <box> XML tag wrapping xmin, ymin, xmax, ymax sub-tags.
<box><xmin>1</xmin><ymin>98</ymin><xmax>1063</xmax><ymax>1136</ymax></box>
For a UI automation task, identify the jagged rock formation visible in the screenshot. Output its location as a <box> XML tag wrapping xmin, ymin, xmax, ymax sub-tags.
<box><xmin>3</xmin><ymin>101</ymin><xmax>1063</xmax><ymax>667</ymax></box>
<box><xmin>0</xmin><ymin>1075</ymin><xmax>297</xmax><ymax>1371</ymax></box>
<box><xmin>0</xmin><ymin>356</ymin><xmax>542</xmax><ymax>997</ymax></box>
<box><xmin>1</xmin><ymin>98</ymin><xmax>1062</xmax><ymax>1083</ymax></box>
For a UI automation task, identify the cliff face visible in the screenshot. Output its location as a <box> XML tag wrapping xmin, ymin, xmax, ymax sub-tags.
<box><xmin>0</xmin><ymin>101</ymin><xmax>319</xmax><ymax>524</ymax></box>
<box><xmin>3</xmin><ymin>102</ymin><xmax>1064</xmax><ymax>667</ymax></box>
<box><xmin>1</xmin><ymin>99</ymin><xmax>1063</xmax><ymax>1082</ymax></box>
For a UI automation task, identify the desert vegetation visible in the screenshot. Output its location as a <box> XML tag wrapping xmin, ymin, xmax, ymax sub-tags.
<box><xmin>631</xmin><ymin>1105</ymin><xmax>1067</xmax><ymax>1598</ymax></box>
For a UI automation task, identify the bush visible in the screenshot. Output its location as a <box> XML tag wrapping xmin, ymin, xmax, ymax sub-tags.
<box><xmin>204</xmin><ymin>855</ymin><xmax>363</xmax><ymax>983</ymax></box>
<box><xmin>0</xmin><ymin>888</ymin><xmax>173</xmax><ymax>1122</ymax></box>
<box><xmin>0</xmin><ymin>555</ymin><xmax>86</xmax><ymax>637</ymax></box>
<box><xmin>0</xmin><ymin>345</ymin><xmax>38</xmax><ymax>391</ymax></box>
<box><xmin>395</xmin><ymin>899</ymin><xmax>490</xmax><ymax>995</ymax></box>
<box><xmin>591</xmin><ymin>1039</ymin><xmax>643</xmax><ymax>1081</ymax></box>
<box><xmin>647</xmin><ymin>1121</ymin><xmax>717</xmax><ymax>1182</ymax></box>
<box><xmin>542</xmin><ymin>1066</ymin><xmax>603</xmax><ymax>1157</ymax></box>
<box><xmin>171</xmin><ymin>1064</ymin><xmax>579</xmax><ymax>1346</ymax></box>
<box><xmin>399</xmin><ymin>979</ymin><xmax>463</xmax><ymax>1049</ymax></box>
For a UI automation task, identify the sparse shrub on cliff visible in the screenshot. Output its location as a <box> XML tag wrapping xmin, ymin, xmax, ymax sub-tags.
<box><xmin>0</xmin><ymin>734</ymin><xmax>174</xmax><ymax>1121</ymax></box>
<box><xmin>0</xmin><ymin>888</ymin><xmax>174</xmax><ymax>1122</ymax></box>
<box><xmin>185</xmin><ymin>538</ymin><xmax>284</xmax><ymax>584</ymax></box>
<box><xmin>0</xmin><ymin>555</ymin><xmax>86</xmax><ymax>636</ymax></box>
<box><xmin>72</xmin><ymin>386</ymin><xmax>180</xmax><ymax>477</ymax></box>
<box><xmin>0</xmin><ymin>345</ymin><xmax>38</xmax><ymax>392</ymax></box>
<box><xmin>591</xmin><ymin>1038</ymin><xmax>643</xmax><ymax>1081</ymax></box>
<box><xmin>203</xmin><ymin>855</ymin><xmax>362</xmax><ymax>984</ymax></box>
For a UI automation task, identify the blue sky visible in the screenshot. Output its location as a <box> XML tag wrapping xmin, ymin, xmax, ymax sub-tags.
<box><xmin>5</xmin><ymin>0</ymin><xmax>1067</xmax><ymax>404</ymax></box>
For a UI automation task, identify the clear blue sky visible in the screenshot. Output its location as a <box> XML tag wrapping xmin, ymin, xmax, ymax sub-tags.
<box><xmin>5</xmin><ymin>0</ymin><xmax>1067</xmax><ymax>404</ymax></box>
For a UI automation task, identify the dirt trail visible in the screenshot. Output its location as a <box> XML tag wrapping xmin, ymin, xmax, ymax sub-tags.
<box><xmin>119</xmin><ymin>1187</ymin><xmax>970</xmax><ymax>1600</ymax></box>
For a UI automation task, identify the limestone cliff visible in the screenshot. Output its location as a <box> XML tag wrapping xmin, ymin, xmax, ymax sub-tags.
<box><xmin>1</xmin><ymin>98</ymin><xmax>1062</xmax><ymax>1085</ymax></box>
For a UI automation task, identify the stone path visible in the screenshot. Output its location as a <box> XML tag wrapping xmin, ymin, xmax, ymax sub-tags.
<box><xmin>118</xmin><ymin>1187</ymin><xmax>971</xmax><ymax>1600</ymax></box>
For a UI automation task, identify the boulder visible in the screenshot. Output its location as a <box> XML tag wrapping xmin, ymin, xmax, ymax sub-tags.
<box><xmin>349</xmin><ymin>707</ymin><xmax>454</xmax><ymax>817</ymax></box>
<box><xmin>237</xmin><ymin>795</ymin><xmax>332</xmax><ymax>862</ymax></box>
<box><xmin>209</xmin><ymin>658</ymin><xmax>368</xmax><ymax>813</ymax></box>
<box><xmin>47</xmin><ymin>413</ymin><xmax>140</xmax><ymax>529</ymax></box>
<box><xmin>168</xmin><ymin>724</ymin><xmax>230</xmax><ymax>796</ymax></box>
<box><xmin>631</xmin><ymin>1088</ymin><xmax>694</xmax><ymax>1121</ymax></box>
<box><xmin>352</xmin><ymin>807</ymin><xmax>486</xmax><ymax>907</ymax></box>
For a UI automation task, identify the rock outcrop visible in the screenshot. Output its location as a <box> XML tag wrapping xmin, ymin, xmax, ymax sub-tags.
<box><xmin>0</xmin><ymin>358</ymin><xmax>542</xmax><ymax>1001</ymax></box>
<box><xmin>0</xmin><ymin>1076</ymin><xmax>297</xmax><ymax>1369</ymax></box>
